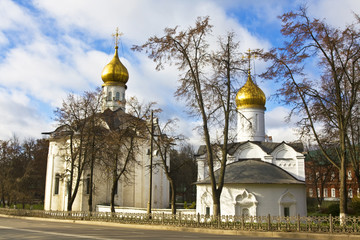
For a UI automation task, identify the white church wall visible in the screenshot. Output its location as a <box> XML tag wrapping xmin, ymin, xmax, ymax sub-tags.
<box><xmin>272</xmin><ymin>144</ymin><xmax>305</xmax><ymax>181</ymax></box>
<box><xmin>196</xmin><ymin>184</ymin><xmax>306</xmax><ymax>217</ymax></box>
<box><xmin>45</xmin><ymin>137</ymin><xmax>171</xmax><ymax>211</ymax></box>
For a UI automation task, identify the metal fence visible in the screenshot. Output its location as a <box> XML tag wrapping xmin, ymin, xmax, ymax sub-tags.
<box><xmin>0</xmin><ymin>208</ymin><xmax>359</xmax><ymax>234</ymax></box>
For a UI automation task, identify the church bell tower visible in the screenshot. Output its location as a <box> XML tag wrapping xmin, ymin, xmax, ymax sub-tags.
<box><xmin>101</xmin><ymin>29</ymin><xmax>129</xmax><ymax>112</ymax></box>
<box><xmin>235</xmin><ymin>50</ymin><xmax>266</xmax><ymax>142</ymax></box>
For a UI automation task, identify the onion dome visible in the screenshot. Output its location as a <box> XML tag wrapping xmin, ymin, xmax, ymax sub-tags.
<box><xmin>235</xmin><ymin>71</ymin><xmax>266</xmax><ymax>109</ymax></box>
<box><xmin>101</xmin><ymin>46</ymin><xmax>129</xmax><ymax>86</ymax></box>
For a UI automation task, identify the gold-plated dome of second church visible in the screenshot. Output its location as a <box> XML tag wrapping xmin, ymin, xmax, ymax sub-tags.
<box><xmin>236</xmin><ymin>71</ymin><xmax>266</xmax><ymax>110</ymax></box>
<box><xmin>101</xmin><ymin>46</ymin><xmax>129</xmax><ymax>86</ymax></box>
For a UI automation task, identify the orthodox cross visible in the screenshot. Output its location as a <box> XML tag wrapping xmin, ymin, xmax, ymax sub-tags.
<box><xmin>112</xmin><ymin>28</ymin><xmax>123</xmax><ymax>48</ymax></box>
<box><xmin>244</xmin><ymin>48</ymin><xmax>257</xmax><ymax>73</ymax></box>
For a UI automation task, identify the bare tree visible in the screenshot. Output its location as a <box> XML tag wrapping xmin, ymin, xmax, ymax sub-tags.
<box><xmin>100</xmin><ymin>97</ymin><xmax>149</xmax><ymax>213</ymax></box>
<box><xmin>260</xmin><ymin>6</ymin><xmax>360</xmax><ymax>218</ymax></box>
<box><xmin>133</xmin><ymin>17</ymin><xmax>244</xmax><ymax>216</ymax></box>
<box><xmin>170</xmin><ymin>144</ymin><xmax>197</xmax><ymax>205</ymax></box>
<box><xmin>54</xmin><ymin>90</ymin><xmax>102</xmax><ymax>211</ymax></box>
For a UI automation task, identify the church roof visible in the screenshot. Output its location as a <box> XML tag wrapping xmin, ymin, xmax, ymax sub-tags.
<box><xmin>43</xmin><ymin>108</ymin><xmax>145</xmax><ymax>138</ymax></box>
<box><xmin>195</xmin><ymin>141</ymin><xmax>304</xmax><ymax>156</ymax></box>
<box><xmin>196</xmin><ymin>159</ymin><xmax>305</xmax><ymax>185</ymax></box>
<box><xmin>101</xmin><ymin>108</ymin><xmax>142</xmax><ymax>130</ymax></box>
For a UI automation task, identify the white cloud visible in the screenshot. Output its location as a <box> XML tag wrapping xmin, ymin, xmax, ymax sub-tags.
<box><xmin>265</xmin><ymin>106</ymin><xmax>300</xmax><ymax>142</ymax></box>
<box><xmin>308</xmin><ymin>0</ymin><xmax>360</xmax><ymax>28</ymax></box>
<box><xmin>0</xmin><ymin>0</ymin><xmax>356</xmax><ymax>144</ymax></box>
<box><xmin>0</xmin><ymin>88</ymin><xmax>51</xmax><ymax>140</ymax></box>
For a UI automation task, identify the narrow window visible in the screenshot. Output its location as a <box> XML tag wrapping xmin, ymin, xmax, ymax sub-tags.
<box><xmin>349</xmin><ymin>188</ymin><xmax>353</xmax><ymax>198</ymax></box>
<box><xmin>284</xmin><ymin>207</ymin><xmax>290</xmax><ymax>217</ymax></box>
<box><xmin>205</xmin><ymin>207</ymin><xmax>210</xmax><ymax>216</ymax></box>
<box><xmin>85</xmin><ymin>175</ymin><xmax>90</xmax><ymax>194</ymax></box>
<box><xmin>309</xmin><ymin>188</ymin><xmax>313</xmax><ymax>197</ymax></box>
<box><xmin>348</xmin><ymin>170</ymin><xmax>352</xmax><ymax>180</ymax></box>
<box><xmin>115</xmin><ymin>92</ymin><xmax>120</xmax><ymax>101</ymax></box>
<box><xmin>254</xmin><ymin>114</ymin><xmax>258</xmax><ymax>131</ymax></box>
<box><xmin>330</xmin><ymin>172</ymin><xmax>335</xmax><ymax>181</ymax></box>
<box><xmin>54</xmin><ymin>174</ymin><xmax>60</xmax><ymax>195</ymax></box>
<box><xmin>317</xmin><ymin>188</ymin><xmax>320</xmax><ymax>197</ymax></box>
<box><xmin>323</xmin><ymin>188</ymin><xmax>328</xmax><ymax>198</ymax></box>
<box><xmin>122</xmin><ymin>93</ymin><xmax>125</xmax><ymax>100</ymax></box>
<box><xmin>331</xmin><ymin>188</ymin><xmax>336</xmax><ymax>198</ymax></box>
<box><xmin>107</xmin><ymin>92</ymin><xmax>112</xmax><ymax>101</ymax></box>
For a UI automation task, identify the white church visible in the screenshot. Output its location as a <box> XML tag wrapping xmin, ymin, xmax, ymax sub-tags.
<box><xmin>44</xmin><ymin>42</ymin><xmax>169</xmax><ymax>211</ymax></box>
<box><xmin>195</xmin><ymin>70</ymin><xmax>307</xmax><ymax>217</ymax></box>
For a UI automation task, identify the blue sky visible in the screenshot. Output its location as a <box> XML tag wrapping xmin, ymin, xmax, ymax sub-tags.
<box><xmin>0</xmin><ymin>0</ymin><xmax>359</xmax><ymax>145</ymax></box>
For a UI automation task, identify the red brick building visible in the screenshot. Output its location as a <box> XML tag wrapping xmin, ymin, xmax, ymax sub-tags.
<box><xmin>305</xmin><ymin>159</ymin><xmax>359</xmax><ymax>201</ymax></box>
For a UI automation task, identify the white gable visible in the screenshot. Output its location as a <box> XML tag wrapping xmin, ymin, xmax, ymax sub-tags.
<box><xmin>271</xmin><ymin>143</ymin><xmax>305</xmax><ymax>181</ymax></box>
<box><xmin>233</xmin><ymin>142</ymin><xmax>267</xmax><ymax>161</ymax></box>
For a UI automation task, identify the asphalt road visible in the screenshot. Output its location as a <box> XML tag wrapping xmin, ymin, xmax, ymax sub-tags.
<box><xmin>0</xmin><ymin>216</ymin><xmax>301</xmax><ymax>240</ymax></box>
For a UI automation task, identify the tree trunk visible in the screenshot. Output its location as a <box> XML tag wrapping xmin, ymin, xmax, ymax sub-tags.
<box><xmin>110</xmin><ymin>177</ymin><xmax>117</xmax><ymax>213</ymax></box>
<box><xmin>88</xmin><ymin>164</ymin><xmax>94</xmax><ymax>212</ymax></box>
<box><xmin>212</xmin><ymin>190</ymin><xmax>221</xmax><ymax>216</ymax></box>
<box><xmin>110</xmin><ymin>157</ymin><xmax>118</xmax><ymax>213</ymax></box>
<box><xmin>339</xmin><ymin>131</ymin><xmax>347</xmax><ymax>219</ymax></box>
<box><xmin>88</xmin><ymin>135</ymin><xmax>96</xmax><ymax>212</ymax></box>
<box><xmin>169</xmin><ymin>180</ymin><xmax>176</xmax><ymax>215</ymax></box>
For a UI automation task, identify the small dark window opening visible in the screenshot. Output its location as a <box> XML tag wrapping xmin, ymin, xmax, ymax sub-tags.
<box><xmin>54</xmin><ymin>174</ymin><xmax>60</xmax><ymax>195</ymax></box>
<box><xmin>284</xmin><ymin>207</ymin><xmax>290</xmax><ymax>217</ymax></box>
<box><xmin>86</xmin><ymin>175</ymin><xmax>90</xmax><ymax>194</ymax></box>
<box><xmin>115</xmin><ymin>92</ymin><xmax>120</xmax><ymax>101</ymax></box>
<box><xmin>107</xmin><ymin>92</ymin><xmax>112</xmax><ymax>101</ymax></box>
<box><xmin>206</xmin><ymin>207</ymin><xmax>210</xmax><ymax>216</ymax></box>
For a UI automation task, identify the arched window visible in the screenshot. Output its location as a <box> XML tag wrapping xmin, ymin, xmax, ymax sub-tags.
<box><xmin>234</xmin><ymin>190</ymin><xmax>257</xmax><ymax>217</ymax></box>
<box><xmin>107</xmin><ymin>92</ymin><xmax>112</xmax><ymax>101</ymax></box>
<box><xmin>115</xmin><ymin>92</ymin><xmax>120</xmax><ymax>101</ymax></box>
<box><xmin>278</xmin><ymin>191</ymin><xmax>297</xmax><ymax>217</ymax></box>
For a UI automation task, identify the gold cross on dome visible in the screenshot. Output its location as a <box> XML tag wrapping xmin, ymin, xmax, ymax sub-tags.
<box><xmin>242</xmin><ymin>48</ymin><xmax>257</xmax><ymax>73</ymax></box>
<box><xmin>112</xmin><ymin>28</ymin><xmax>123</xmax><ymax>47</ymax></box>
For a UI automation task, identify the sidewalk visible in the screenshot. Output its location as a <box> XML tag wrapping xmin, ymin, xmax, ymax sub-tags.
<box><xmin>1</xmin><ymin>213</ymin><xmax>360</xmax><ymax>240</ymax></box>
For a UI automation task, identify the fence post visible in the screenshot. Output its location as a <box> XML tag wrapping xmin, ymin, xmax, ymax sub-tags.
<box><xmin>217</xmin><ymin>215</ymin><xmax>221</xmax><ymax>228</ymax></box>
<box><xmin>241</xmin><ymin>214</ymin><xmax>244</xmax><ymax>230</ymax></box>
<box><xmin>179</xmin><ymin>211</ymin><xmax>181</xmax><ymax>226</ymax></box>
<box><xmin>297</xmin><ymin>214</ymin><xmax>300</xmax><ymax>232</ymax></box>
<box><xmin>329</xmin><ymin>214</ymin><xmax>333</xmax><ymax>233</ymax></box>
<box><xmin>162</xmin><ymin>212</ymin><xmax>164</xmax><ymax>225</ymax></box>
<box><xmin>267</xmin><ymin>214</ymin><xmax>271</xmax><ymax>231</ymax></box>
<box><xmin>197</xmin><ymin>213</ymin><xmax>200</xmax><ymax>227</ymax></box>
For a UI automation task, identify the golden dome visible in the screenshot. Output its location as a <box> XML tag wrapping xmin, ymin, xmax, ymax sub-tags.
<box><xmin>236</xmin><ymin>71</ymin><xmax>266</xmax><ymax>109</ymax></box>
<box><xmin>101</xmin><ymin>46</ymin><xmax>129</xmax><ymax>86</ymax></box>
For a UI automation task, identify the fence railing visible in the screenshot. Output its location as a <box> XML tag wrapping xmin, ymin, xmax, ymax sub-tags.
<box><xmin>0</xmin><ymin>208</ymin><xmax>359</xmax><ymax>234</ymax></box>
